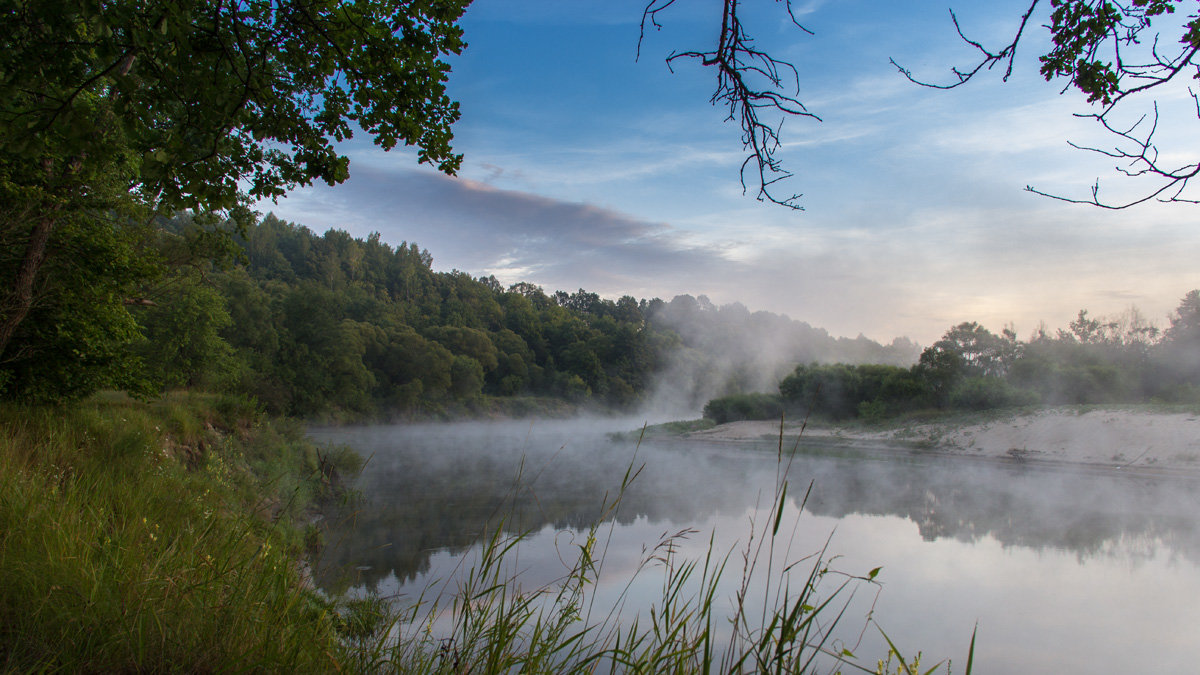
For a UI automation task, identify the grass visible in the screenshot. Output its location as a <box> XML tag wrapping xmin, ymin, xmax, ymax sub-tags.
<box><xmin>609</xmin><ymin>417</ymin><xmax>717</xmax><ymax>442</ymax></box>
<box><xmin>0</xmin><ymin>392</ymin><xmax>359</xmax><ymax>672</ymax></box>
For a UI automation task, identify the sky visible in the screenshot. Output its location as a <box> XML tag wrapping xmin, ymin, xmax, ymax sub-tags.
<box><xmin>263</xmin><ymin>0</ymin><xmax>1200</xmax><ymax>345</ymax></box>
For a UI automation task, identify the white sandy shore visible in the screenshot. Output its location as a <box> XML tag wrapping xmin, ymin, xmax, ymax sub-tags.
<box><xmin>682</xmin><ymin>408</ymin><xmax>1200</xmax><ymax>474</ymax></box>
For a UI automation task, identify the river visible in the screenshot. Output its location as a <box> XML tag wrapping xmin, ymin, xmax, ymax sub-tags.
<box><xmin>309</xmin><ymin>419</ymin><xmax>1200</xmax><ymax>673</ymax></box>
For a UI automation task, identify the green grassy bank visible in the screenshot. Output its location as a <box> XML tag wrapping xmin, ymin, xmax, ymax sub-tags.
<box><xmin>0</xmin><ymin>392</ymin><xmax>363</xmax><ymax>672</ymax></box>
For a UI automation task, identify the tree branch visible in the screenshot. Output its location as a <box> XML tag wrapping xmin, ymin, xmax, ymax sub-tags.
<box><xmin>640</xmin><ymin>0</ymin><xmax>818</xmax><ymax>209</ymax></box>
<box><xmin>894</xmin><ymin>0</ymin><xmax>1200</xmax><ymax>208</ymax></box>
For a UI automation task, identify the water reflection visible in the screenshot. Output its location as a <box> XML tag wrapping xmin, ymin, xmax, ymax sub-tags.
<box><xmin>310</xmin><ymin>421</ymin><xmax>1200</xmax><ymax>591</ymax></box>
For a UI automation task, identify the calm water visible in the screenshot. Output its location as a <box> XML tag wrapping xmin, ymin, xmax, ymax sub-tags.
<box><xmin>310</xmin><ymin>420</ymin><xmax>1200</xmax><ymax>673</ymax></box>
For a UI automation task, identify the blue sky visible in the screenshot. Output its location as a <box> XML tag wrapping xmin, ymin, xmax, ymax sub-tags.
<box><xmin>264</xmin><ymin>1</ymin><xmax>1200</xmax><ymax>344</ymax></box>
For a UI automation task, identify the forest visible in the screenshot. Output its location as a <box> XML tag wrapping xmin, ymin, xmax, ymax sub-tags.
<box><xmin>1</xmin><ymin>211</ymin><xmax>917</xmax><ymax>418</ymax></box>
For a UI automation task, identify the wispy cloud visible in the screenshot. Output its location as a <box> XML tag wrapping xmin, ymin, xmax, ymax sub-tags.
<box><xmin>260</xmin><ymin>3</ymin><xmax>1200</xmax><ymax>345</ymax></box>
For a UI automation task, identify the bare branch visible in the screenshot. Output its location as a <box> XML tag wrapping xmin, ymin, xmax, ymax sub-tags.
<box><xmin>1027</xmin><ymin>99</ymin><xmax>1200</xmax><ymax>208</ymax></box>
<box><xmin>891</xmin><ymin>2</ymin><xmax>1042</xmax><ymax>89</ymax></box>
<box><xmin>641</xmin><ymin>0</ymin><xmax>818</xmax><ymax>209</ymax></box>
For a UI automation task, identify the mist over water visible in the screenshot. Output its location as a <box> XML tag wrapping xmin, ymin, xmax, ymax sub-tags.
<box><xmin>311</xmin><ymin>419</ymin><xmax>1200</xmax><ymax>673</ymax></box>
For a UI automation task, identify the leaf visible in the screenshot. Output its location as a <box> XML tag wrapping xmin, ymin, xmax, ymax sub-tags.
<box><xmin>772</xmin><ymin>480</ymin><xmax>787</xmax><ymax>536</ymax></box>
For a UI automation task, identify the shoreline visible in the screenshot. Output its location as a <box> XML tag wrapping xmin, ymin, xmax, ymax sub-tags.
<box><xmin>678</xmin><ymin>407</ymin><xmax>1200</xmax><ymax>477</ymax></box>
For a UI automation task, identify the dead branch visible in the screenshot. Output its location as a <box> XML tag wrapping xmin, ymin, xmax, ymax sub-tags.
<box><xmin>639</xmin><ymin>0</ymin><xmax>818</xmax><ymax>210</ymax></box>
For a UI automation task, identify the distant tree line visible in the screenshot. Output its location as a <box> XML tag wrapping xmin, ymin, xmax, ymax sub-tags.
<box><xmin>705</xmin><ymin>296</ymin><xmax>1200</xmax><ymax>424</ymax></box>
<box><xmin>1</xmin><ymin>212</ymin><xmax>919</xmax><ymax>418</ymax></box>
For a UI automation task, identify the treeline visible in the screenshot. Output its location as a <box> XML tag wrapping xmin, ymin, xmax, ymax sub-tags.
<box><xmin>705</xmin><ymin>297</ymin><xmax>1200</xmax><ymax>424</ymax></box>
<box><xmin>143</xmin><ymin>214</ymin><xmax>675</xmax><ymax>416</ymax></box>
<box><xmin>0</xmin><ymin>212</ymin><xmax>917</xmax><ymax>418</ymax></box>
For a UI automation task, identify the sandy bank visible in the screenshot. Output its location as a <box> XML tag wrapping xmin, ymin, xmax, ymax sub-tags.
<box><xmin>681</xmin><ymin>408</ymin><xmax>1200</xmax><ymax>474</ymax></box>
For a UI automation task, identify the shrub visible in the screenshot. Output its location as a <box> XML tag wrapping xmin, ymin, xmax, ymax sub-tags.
<box><xmin>702</xmin><ymin>392</ymin><xmax>784</xmax><ymax>424</ymax></box>
<box><xmin>949</xmin><ymin>377</ymin><xmax>1038</xmax><ymax>410</ymax></box>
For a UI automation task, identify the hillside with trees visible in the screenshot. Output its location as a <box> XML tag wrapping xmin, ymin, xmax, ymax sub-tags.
<box><xmin>0</xmin><ymin>211</ymin><xmax>916</xmax><ymax>419</ymax></box>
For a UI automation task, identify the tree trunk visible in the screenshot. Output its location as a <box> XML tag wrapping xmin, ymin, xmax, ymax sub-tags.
<box><xmin>0</xmin><ymin>213</ymin><xmax>56</xmax><ymax>359</ymax></box>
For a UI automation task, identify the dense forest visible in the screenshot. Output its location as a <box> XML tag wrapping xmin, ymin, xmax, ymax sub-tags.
<box><xmin>0</xmin><ymin>211</ymin><xmax>917</xmax><ymax>418</ymax></box>
<box><xmin>705</xmin><ymin>295</ymin><xmax>1200</xmax><ymax>424</ymax></box>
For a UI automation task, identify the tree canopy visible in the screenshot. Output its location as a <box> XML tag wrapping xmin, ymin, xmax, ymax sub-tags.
<box><xmin>2</xmin><ymin>0</ymin><xmax>468</xmax><ymax>207</ymax></box>
<box><xmin>0</xmin><ymin>0</ymin><xmax>470</xmax><ymax>393</ymax></box>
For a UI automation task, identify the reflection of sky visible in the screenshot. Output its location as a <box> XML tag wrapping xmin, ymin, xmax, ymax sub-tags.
<box><xmin>263</xmin><ymin>2</ymin><xmax>1200</xmax><ymax>344</ymax></box>
<box><xmin>316</xmin><ymin>421</ymin><xmax>1200</xmax><ymax>672</ymax></box>
<box><xmin>351</xmin><ymin>501</ymin><xmax>1200</xmax><ymax>674</ymax></box>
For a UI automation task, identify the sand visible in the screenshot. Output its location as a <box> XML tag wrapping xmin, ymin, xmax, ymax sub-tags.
<box><xmin>681</xmin><ymin>408</ymin><xmax>1200</xmax><ymax>475</ymax></box>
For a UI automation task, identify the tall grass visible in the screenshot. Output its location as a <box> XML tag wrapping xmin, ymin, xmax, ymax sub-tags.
<box><xmin>0</xmin><ymin>393</ymin><xmax>354</xmax><ymax>672</ymax></box>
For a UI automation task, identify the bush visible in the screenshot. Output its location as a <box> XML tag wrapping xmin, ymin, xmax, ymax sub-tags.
<box><xmin>949</xmin><ymin>377</ymin><xmax>1038</xmax><ymax>410</ymax></box>
<box><xmin>702</xmin><ymin>392</ymin><xmax>784</xmax><ymax>424</ymax></box>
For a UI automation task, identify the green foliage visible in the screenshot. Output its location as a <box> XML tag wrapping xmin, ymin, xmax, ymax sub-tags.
<box><xmin>0</xmin><ymin>207</ymin><xmax>161</xmax><ymax>401</ymax></box>
<box><xmin>1039</xmin><ymin>0</ymin><xmax>1188</xmax><ymax>105</ymax></box>
<box><xmin>134</xmin><ymin>271</ymin><xmax>235</xmax><ymax>390</ymax></box>
<box><xmin>703</xmin><ymin>392</ymin><xmax>785</xmax><ymax>424</ymax></box>
<box><xmin>0</xmin><ymin>0</ymin><xmax>471</xmax><ymax>401</ymax></box>
<box><xmin>0</xmin><ymin>0</ymin><xmax>469</xmax><ymax>209</ymax></box>
<box><xmin>948</xmin><ymin>377</ymin><xmax>1037</xmax><ymax>411</ymax></box>
<box><xmin>450</xmin><ymin>354</ymin><xmax>486</xmax><ymax>401</ymax></box>
<box><xmin>779</xmin><ymin>363</ymin><xmax>923</xmax><ymax>420</ymax></box>
<box><xmin>197</xmin><ymin>216</ymin><xmax>689</xmax><ymax>417</ymax></box>
<box><xmin>776</xmin><ymin>292</ymin><xmax>1200</xmax><ymax>422</ymax></box>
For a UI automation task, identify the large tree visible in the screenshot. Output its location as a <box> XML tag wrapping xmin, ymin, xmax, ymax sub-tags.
<box><xmin>0</xmin><ymin>0</ymin><xmax>470</xmax><ymax>397</ymax></box>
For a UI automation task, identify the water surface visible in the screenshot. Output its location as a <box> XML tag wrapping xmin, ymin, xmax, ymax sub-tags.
<box><xmin>310</xmin><ymin>420</ymin><xmax>1200</xmax><ymax>673</ymax></box>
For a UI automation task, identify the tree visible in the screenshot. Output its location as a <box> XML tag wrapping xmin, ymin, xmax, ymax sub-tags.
<box><xmin>1166</xmin><ymin>289</ymin><xmax>1200</xmax><ymax>344</ymax></box>
<box><xmin>892</xmin><ymin>0</ymin><xmax>1200</xmax><ymax>208</ymax></box>
<box><xmin>1162</xmin><ymin>289</ymin><xmax>1200</xmax><ymax>383</ymax></box>
<box><xmin>135</xmin><ymin>270</ymin><xmax>234</xmax><ymax>390</ymax></box>
<box><xmin>0</xmin><ymin>0</ymin><xmax>470</xmax><ymax>395</ymax></box>
<box><xmin>920</xmin><ymin>322</ymin><xmax>1014</xmax><ymax>378</ymax></box>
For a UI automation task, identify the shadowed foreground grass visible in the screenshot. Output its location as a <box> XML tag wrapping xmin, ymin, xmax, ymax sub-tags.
<box><xmin>0</xmin><ymin>393</ymin><xmax>356</xmax><ymax>672</ymax></box>
<box><xmin>0</xmin><ymin>397</ymin><xmax>970</xmax><ymax>673</ymax></box>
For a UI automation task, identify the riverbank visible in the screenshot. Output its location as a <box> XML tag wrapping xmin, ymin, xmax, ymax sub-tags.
<box><xmin>0</xmin><ymin>393</ymin><xmax>363</xmax><ymax>672</ymax></box>
<box><xmin>681</xmin><ymin>406</ymin><xmax>1200</xmax><ymax>474</ymax></box>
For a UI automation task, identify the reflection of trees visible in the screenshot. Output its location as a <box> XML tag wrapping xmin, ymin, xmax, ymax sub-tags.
<box><xmin>792</xmin><ymin>448</ymin><xmax>1200</xmax><ymax>565</ymax></box>
<box><xmin>311</xmin><ymin>425</ymin><xmax>766</xmax><ymax>591</ymax></box>
<box><xmin>312</xmin><ymin>425</ymin><xmax>1200</xmax><ymax>592</ymax></box>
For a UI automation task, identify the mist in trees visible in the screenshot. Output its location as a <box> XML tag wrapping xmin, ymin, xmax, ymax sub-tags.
<box><xmin>708</xmin><ymin>295</ymin><xmax>1200</xmax><ymax>426</ymax></box>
